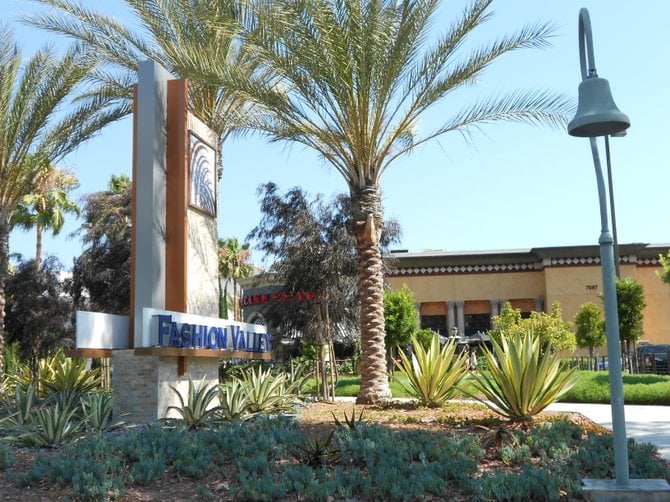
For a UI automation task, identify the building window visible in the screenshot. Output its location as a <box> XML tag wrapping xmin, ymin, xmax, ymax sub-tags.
<box><xmin>420</xmin><ymin>315</ymin><xmax>447</xmax><ymax>336</ymax></box>
<box><xmin>464</xmin><ymin>313</ymin><xmax>490</xmax><ymax>337</ymax></box>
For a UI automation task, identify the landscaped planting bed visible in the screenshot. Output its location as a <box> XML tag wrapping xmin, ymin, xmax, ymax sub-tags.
<box><xmin>1</xmin><ymin>400</ymin><xmax>668</xmax><ymax>501</ymax></box>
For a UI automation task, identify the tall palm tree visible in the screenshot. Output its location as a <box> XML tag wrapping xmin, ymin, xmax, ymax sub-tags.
<box><xmin>25</xmin><ymin>0</ymin><xmax>260</xmax><ymax>153</ymax></box>
<box><xmin>227</xmin><ymin>0</ymin><xmax>573</xmax><ymax>403</ymax></box>
<box><xmin>11</xmin><ymin>160</ymin><xmax>80</xmax><ymax>269</ymax></box>
<box><xmin>0</xmin><ymin>26</ymin><xmax>123</xmax><ymax>387</ymax></box>
<box><xmin>218</xmin><ymin>237</ymin><xmax>254</xmax><ymax>321</ymax></box>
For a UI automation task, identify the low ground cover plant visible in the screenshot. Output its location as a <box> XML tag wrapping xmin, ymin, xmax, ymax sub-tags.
<box><xmin>1</xmin><ymin>405</ymin><xmax>668</xmax><ymax>501</ymax></box>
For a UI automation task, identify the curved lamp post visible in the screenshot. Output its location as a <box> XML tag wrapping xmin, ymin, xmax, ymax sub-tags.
<box><xmin>568</xmin><ymin>8</ymin><xmax>630</xmax><ymax>486</ymax></box>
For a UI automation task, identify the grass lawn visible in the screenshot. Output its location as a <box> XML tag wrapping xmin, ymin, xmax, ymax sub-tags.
<box><xmin>558</xmin><ymin>370</ymin><xmax>670</xmax><ymax>405</ymax></box>
<box><xmin>307</xmin><ymin>370</ymin><xmax>670</xmax><ymax>405</ymax></box>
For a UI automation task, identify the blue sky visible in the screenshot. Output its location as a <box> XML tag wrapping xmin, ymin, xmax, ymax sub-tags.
<box><xmin>4</xmin><ymin>0</ymin><xmax>669</xmax><ymax>269</ymax></box>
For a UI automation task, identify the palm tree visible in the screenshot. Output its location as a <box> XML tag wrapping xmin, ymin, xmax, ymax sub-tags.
<box><xmin>11</xmin><ymin>160</ymin><xmax>80</xmax><ymax>269</ymax></box>
<box><xmin>227</xmin><ymin>0</ymin><xmax>573</xmax><ymax>403</ymax></box>
<box><xmin>25</xmin><ymin>0</ymin><xmax>260</xmax><ymax>155</ymax></box>
<box><xmin>0</xmin><ymin>26</ymin><xmax>123</xmax><ymax>387</ymax></box>
<box><xmin>218</xmin><ymin>237</ymin><xmax>254</xmax><ymax>321</ymax></box>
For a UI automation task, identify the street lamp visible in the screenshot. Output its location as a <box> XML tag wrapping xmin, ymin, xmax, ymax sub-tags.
<box><xmin>568</xmin><ymin>7</ymin><xmax>630</xmax><ymax>486</ymax></box>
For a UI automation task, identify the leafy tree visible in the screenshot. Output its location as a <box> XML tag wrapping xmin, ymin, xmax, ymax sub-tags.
<box><xmin>231</xmin><ymin>0</ymin><xmax>572</xmax><ymax>403</ymax></box>
<box><xmin>490</xmin><ymin>301</ymin><xmax>576</xmax><ymax>352</ymax></box>
<box><xmin>218</xmin><ymin>237</ymin><xmax>254</xmax><ymax>320</ymax></box>
<box><xmin>4</xmin><ymin>256</ymin><xmax>74</xmax><ymax>380</ymax></box>
<box><xmin>0</xmin><ymin>27</ymin><xmax>123</xmax><ymax>386</ymax></box>
<box><xmin>11</xmin><ymin>162</ymin><xmax>80</xmax><ymax>269</ymax></box>
<box><xmin>614</xmin><ymin>277</ymin><xmax>645</xmax><ymax>351</ymax></box>
<box><xmin>249</xmin><ymin>183</ymin><xmax>401</xmax><ymax>339</ymax></box>
<box><xmin>71</xmin><ymin>175</ymin><xmax>132</xmax><ymax>315</ymax></box>
<box><xmin>657</xmin><ymin>251</ymin><xmax>670</xmax><ymax>284</ymax></box>
<box><xmin>574</xmin><ymin>302</ymin><xmax>605</xmax><ymax>368</ymax></box>
<box><xmin>383</xmin><ymin>285</ymin><xmax>419</xmax><ymax>364</ymax></box>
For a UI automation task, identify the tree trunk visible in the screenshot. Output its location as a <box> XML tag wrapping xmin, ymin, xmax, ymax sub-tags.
<box><xmin>351</xmin><ymin>184</ymin><xmax>390</xmax><ymax>404</ymax></box>
<box><xmin>0</xmin><ymin>219</ymin><xmax>9</xmax><ymax>390</ymax></box>
<box><xmin>35</xmin><ymin>224</ymin><xmax>43</xmax><ymax>270</ymax></box>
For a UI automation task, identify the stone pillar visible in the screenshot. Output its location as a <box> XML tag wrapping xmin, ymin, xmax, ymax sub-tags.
<box><xmin>447</xmin><ymin>301</ymin><xmax>456</xmax><ymax>333</ymax></box>
<box><xmin>490</xmin><ymin>299</ymin><xmax>499</xmax><ymax>317</ymax></box>
<box><xmin>456</xmin><ymin>301</ymin><xmax>465</xmax><ymax>337</ymax></box>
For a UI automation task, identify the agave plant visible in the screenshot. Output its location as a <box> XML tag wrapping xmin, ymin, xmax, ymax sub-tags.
<box><xmin>240</xmin><ymin>366</ymin><xmax>297</xmax><ymax>415</ymax></box>
<box><xmin>470</xmin><ymin>331</ymin><xmax>580</xmax><ymax>421</ymax></box>
<box><xmin>11</xmin><ymin>401</ymin><xmax>82</xmax><ymax>447</ymax></box>
<box><xmin>284</xmin><ymin>359</ymin><xmax>311</xmax><ymax>396</ymax></box>
<box><xmin>39</xmin><ymin>350</ymin><xmax>102</xmax><ymax>398</ymax></box>
<box><xmin>166</xmin><ymin>377</ymin><xmax>221</xmax><ymax>429</ymax></box>
<box><xmin>80</xmin><ymin>391</ymin><xmax>127</xmax><ymax>432</ymax></box>
<box><xmin>391</xmin><ymin>335</ymin><xmax>469</xmax><ymax>407</ymax></box>
<box><xmin>0</xmin><ymin>385</ymin><xmax>38</xmax><ymax>432</ymax></box>
<box><xmin>218</xmin><ymin>379</ymin><xmax>250</xmax><ymax>421</ymax></box>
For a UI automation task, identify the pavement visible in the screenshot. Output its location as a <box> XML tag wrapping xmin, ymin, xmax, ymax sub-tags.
<box><xmin>546</xmin><ymin>402</ymin><xmax>670</xmax><ymax>462</ymax></box>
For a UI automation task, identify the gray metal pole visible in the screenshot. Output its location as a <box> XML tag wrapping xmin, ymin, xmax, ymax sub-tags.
<box><xmin>589</xmin><ymin>137</ymin><xmax>629</xmax><ymax>485</ymax></box>
<box><xmin>605</xmin><ymin>135</ymin><xmax>621</xmax><ymax>278</ymax></box>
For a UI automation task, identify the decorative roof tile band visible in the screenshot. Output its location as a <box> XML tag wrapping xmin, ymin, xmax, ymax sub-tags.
<box><xmin>389</xmin><ymin>262</ymin><xmax>536</xmax><ymax>276</ymax></box>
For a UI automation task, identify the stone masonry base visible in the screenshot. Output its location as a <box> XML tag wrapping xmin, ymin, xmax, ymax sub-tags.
<box><xmin>112</xmin><ymin>350</ymin><xmax>220</xmax><ymax>423</ymax></box>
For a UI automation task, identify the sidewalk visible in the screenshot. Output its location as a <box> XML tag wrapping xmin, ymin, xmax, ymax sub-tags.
<box><xmin>546</xmin><ymin>402</ymin><xmax>670</xmax><ymax>461</ymax></box>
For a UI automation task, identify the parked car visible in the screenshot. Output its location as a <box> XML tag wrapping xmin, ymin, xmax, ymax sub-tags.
<box><xmin>637</xmin><ymin>344</ymin><xmax>670</xmax><ymax>374</ymax></box>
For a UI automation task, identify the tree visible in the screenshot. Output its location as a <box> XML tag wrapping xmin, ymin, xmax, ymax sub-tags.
<box><xmin>26</xmin><ymin>0</ymin><xmax>262</xmax><ymax>157</ymax></box>
<box><xmin>248</xmin><ymin>182</ymin><xmax>400</xmax><ymax>341</ymax></box>
<box><xmin>490</xmin><ymin>301</ymin><xmax>576</xmax><ymax>352</ymax></box>
<box><xmin>218</xmin><ymin>237</ymin><xmax>254</xmax><ymax>320</ymax></box>
<box><xmin>4</xmin><ymin>256</ymin><xmax>74</xmax><ymax>380</ymax></box>
<box><xmin>0</xmin><ymin>28</ymin><xmax>124</xmax><ymax>387</ymax></box>
<box><xmin>574</xmin><ymin>302</ymin><xmax>605</xmax><ymax>369</ymax></box>
<box><xmin>614</xmin><ymin>277</ymin><xmax>645</xmax><ymax>352</ymax></box>
<box><xmin>71</xmin><ymin>175</ymin><xmax>132</xmax><ymax>315</ymax></box>
<box><xmin>11</xmin><ymin>162</ymin><xmax>80</xmax><ymax>269</ymax></box>
<box><xmin>657</xmin><ymin>251</ymin><xmax>670</xmax><ymax>284</ymax></box>
<box><xmin>231</xmin><ymin>0</ymin><xmax>572</xmax><ymax>403</ymax></box>
<box><xmin>383</xmin><ymin>284</ymin><xmax>419</xmax><ymax>366</ymax></box>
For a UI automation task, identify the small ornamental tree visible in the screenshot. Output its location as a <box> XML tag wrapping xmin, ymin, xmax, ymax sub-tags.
<box><xmin>574</xmin><ymin>302</ymin><xmax>605</xmax><ymax>369</ymax></box>
<box><xmin>490</xmin><ymin>301</ymin><xmax>575</xmax><ymax>352</ymax></box>
<box><xmin>383</xmin><ymin>285</ymin><xmax>419</xmax><ymax>367</ymax></box>
<box><xmin>614</xmin><ymin>277</ymin><xmax>645</xmax><ymax>353</ymax></box>
<box><xmin>657</xmin><ymin>251</ymin><xmax>670</xmax><ymax>284</ymax></box>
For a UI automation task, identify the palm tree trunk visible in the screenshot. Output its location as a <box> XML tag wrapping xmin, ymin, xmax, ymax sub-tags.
<box><xmin>35</xmin><ymin>224</ymin><xmax>43</xmax><ymax>270</ymax></box>
<box><xmin>351</xmin><ymin>185</ymin><xmax>391</xmax><ymax>404</ymax></box>
<box><xmin>0</xmin><ymin>219</ymin><xmax>9</xmax><ymax>389</ymax></box>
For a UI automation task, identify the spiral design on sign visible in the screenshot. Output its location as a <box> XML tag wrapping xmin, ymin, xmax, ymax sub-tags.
<box><xmin>189</xmin><ymin>133</ymin><xmax>216</xmax><ymax>216</ymax></box>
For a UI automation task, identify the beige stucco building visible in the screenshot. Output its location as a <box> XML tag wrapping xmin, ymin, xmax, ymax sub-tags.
<box><xmin>386</xmin><ymin>243</ymin><xmax>670</xmax><ymax>347</ymax></box>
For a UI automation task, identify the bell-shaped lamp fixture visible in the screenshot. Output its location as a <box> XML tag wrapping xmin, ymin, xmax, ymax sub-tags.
<box><xmin>568</xmin><ymin>76</ymin><xmax>630</xmax><ymax>137</ymax></box>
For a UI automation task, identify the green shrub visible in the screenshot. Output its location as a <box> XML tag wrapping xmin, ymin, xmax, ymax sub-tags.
<box><xmin>470</xmin><ymin>331</ymin><xmax>580</xmax><ymax>421</ymax></box>
<box><xmin>390</xmin><ymin>335</ymin><xmax>469</xmax><ymax>406</ymax></box>
<box><xmin>0</xmin><ymin>440</ymin><xmax>13</xmax><ymax>470</ymax></box>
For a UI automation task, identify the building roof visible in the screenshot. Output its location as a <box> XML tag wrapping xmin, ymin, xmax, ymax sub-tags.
<box><xmin>386</xmin><ymin>243</ymin><xmax>666</xmax><ymax>275</ymax></box>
